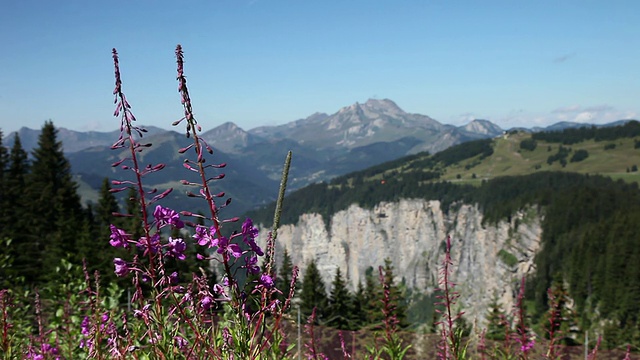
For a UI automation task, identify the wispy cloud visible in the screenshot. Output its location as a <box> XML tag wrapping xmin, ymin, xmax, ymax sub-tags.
<box><xmin>79</xmin><ymin>120</ymin><xmax>104</xmax><ymax>131</ymax></box>
<box><xmin>552</xmin><ymin>105</ymin><xmax>581</xmax><ymax>114</ymax></box>
<box><xmin>492</xmin><ymin>105</ymin><xmax>637</xmax><ymax>129</ymax></box>
<box><xmin>553</xmin><ymin>52</ymin><xmax>577</xmax><ymax>63</ymax></box>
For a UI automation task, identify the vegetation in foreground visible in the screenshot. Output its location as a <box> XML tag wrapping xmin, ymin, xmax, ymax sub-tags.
<box><xmin>0</xmin><ymin>47</ymin><xmax>637</xmax><ymax>359</ymax></box>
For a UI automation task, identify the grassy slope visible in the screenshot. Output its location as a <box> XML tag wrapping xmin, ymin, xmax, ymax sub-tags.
<box><xmin>438</xmin><ymin>132</ymin><xmax>640</xmax><ymax>184</ymax></box>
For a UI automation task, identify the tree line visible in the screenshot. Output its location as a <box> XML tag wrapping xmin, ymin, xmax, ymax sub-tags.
<box><xmin>0</xmin><ymin>122</ymin><xmax>207</xmax><ymax>290</ymax></box>
<box><xmin>531</xmin><ymin>120</ymin><xmax>640</xmax><ymax>144</ymax></box>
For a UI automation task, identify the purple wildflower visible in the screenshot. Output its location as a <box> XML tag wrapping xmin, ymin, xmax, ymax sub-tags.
<box><xmin>137</xmin><ymin>234</ymin><xmax>160</xmax><ymax>255</ymax></box>
<box><xmin>241</xmin><ymin>218</ymin><xmax>264</xmax><ymax>256</ymax></box>
<box><xmin>81</xmin><ymin>316</ymin><xmax>90</xmax><ymax>336</ymax></box>
<box><xmin>153</xmin><ymin>205</ymin><xmax>184</xmax><ymax>229</ymax></box>
<box><xmin>167</xmin><ymin>237</ymin><xmax>187</xmax><ymax>260</ymax></box>
<box><xmin>113</xmin><ymin>258</ymin><xmax>130</xmax><ymax>277</ymax></box>
<box><xmin>241</xmin><ymin>218</ymin><xmax>259</xmax><ymax>241</ymax></box>
<box><xmin>216</xmin><ymin>236</ymin><xmax>242</xmax><ymax>258</ymax></box>
<box><xmin>260</xmin><ymin>274</ymin><xmax>274</xmax><ymax>289</ymax></box>
<box><xmin>169</xmin><ymin>271</ymin><xmax>179</xmax><ymax>284</ymax></box>
<box><xmin>109</xmin><ymin>224</ymin><xmax>131</xmax><ymax>248</ymax></box>
<box><xmin>520</xmin><ymin>339</ymin><xmax>535</xmax><ymax>353</ymax></box>
<box><xmin>194</xmin><ymin>225</ymin><xmax>218</xmax><ymax>247</ymax></box>
<box><xmin>201</xmin><ymin>295</ymin><xmax>213</xmax><ymax>310</ymax></box>
<box><xmin>213</xmin><ymin>283</ymin><xmax>225</xmax><ymax>295</ymax></box>
<box><xmin>245</xmin><ymin>256</ymin><xmax>260</xmax><ymax>275</ymax></box>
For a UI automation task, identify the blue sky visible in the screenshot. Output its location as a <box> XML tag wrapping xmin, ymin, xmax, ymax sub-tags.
<box><xmin>1</xmin><ymin>0</ymin><xmax>639</xmax><ymax>134</ymax></box>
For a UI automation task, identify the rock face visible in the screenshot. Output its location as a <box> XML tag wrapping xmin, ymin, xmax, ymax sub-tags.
<box><xmin>263</xmin><ymin>199</ymin><xmax>542</xmax><ymax>324</ymax></box>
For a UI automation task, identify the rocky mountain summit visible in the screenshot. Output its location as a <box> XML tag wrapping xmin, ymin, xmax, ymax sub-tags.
<box><xmin>249</xmin><ymin>99</ymin><xmax>501</xmax><ymax>155</ymax></box>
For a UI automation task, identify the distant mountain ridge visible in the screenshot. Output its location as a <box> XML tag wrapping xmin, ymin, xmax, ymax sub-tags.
<box><xmin>2</xmin><ymin>99</ymin><xmax>635</xmax><ymax>215</ymax></box>
<box><xmin>248</xmin><ymin>99</ymin><xmax>497</xmax><ymax>155</ymax></box>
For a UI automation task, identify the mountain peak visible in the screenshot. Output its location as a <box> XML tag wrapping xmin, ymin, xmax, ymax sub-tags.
<box><xmin>363</xmin><ymin>98</ymin><xmax>403</xmax><ymax>113</ymax></box>
<box><xmin>459</xmin><ymin>119</ymin><xmax>503</xmax><ymax>137</ymax></box>
<box><xmin>215</xmin><ymin>121</ymin><xmax>242</xmax><ymax>132</ymax></box>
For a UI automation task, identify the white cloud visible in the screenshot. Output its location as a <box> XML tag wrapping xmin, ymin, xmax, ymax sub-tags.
<box><xmin>79</xmin><ymin>120</ymin><xmax>104</xmax><ymax>131</ymax></box>
<box><xmin>491</xmin><ymin>104</ymin><xmax>638</xmax><ymax>129</ymax></box>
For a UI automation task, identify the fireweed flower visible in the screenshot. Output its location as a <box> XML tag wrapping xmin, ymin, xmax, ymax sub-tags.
<box><xmin>137</xmin><ymin>233</ymin><xmax>160</xmax><ymax>255</ymax></box>
<box><xmin>113</xmin><ymin>258</ymin><xmax>130</xmax><ymax>277</ymax></box>
<box><xmin>153</xmin><ymin>205</ymin><xmax>184</xmax><ymax>229</ymax></box>
<box><xmin>109</xmin><ymin>224</ymin><xmax>131</xmax><ymax>248</ymax></box>
<box><xmin>194</xmin><ymin>224</ymin><xmax>218</xmax><ymax>247</ymax></box>
<box><xmin>241</xmin><ymin>218</ymin><xmax>263</xmax><ymax>256</ymax></box>
<box><xmin>260</xmin><ymin>274</ymin><xmax>274</xmax><ymax>289</ymax></box>
<box><xmin>81</xmin><ymin>316</ymin><xmax>90</xmax><ymax>336</ymax></box>
<box><xmin>216</xmin><ymin>236</ymin><xmax>242</xmax><ymax>258</ymax></box>
<box><xmin>519</xmin><ymin>339</ymin><xmax>535</xmax><ymax>353</ymax></box>
<box><xmin>169</xmin><ymin>271</ymin><xmax>179</xmax><ymax>284</ymax></box>
<box><xmin>201</xmin><ymin>295</ymin><xmax>213</xmax><ymax>310</ymax></box>
<box><xmin>245</xmin><ymin>255</ymin><xmax>260</xmax><ymax>275</ymax></box>
<box><xmin>167</xmin><ymin>237</ymin><xmax>187</xmax><ymax>260</ymax></box>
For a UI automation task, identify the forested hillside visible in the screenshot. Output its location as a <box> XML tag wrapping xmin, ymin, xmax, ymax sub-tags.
<box><xmin>247</xmin><ymin>122</ymin><xmax>640</xmax><ymax>346</ymax></box>
<box><xmin>0</xmin><ymin>123</ymin><xmax>207</xmax><ymax>289</ymax></box>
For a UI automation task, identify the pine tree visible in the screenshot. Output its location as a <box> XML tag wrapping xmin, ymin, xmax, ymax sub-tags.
<box><xmin>299</xmin><ymin>259</ymin><xmax>328</xmax><ymax>323</ymax></box>
<box><xmin>381</xmin><ymin>258</ymin><xmax>408</xmax><ymax>328</ymax></box>
<box><xmin>0</xmin><ymin>129</ymin><xmax>8</xmax><ymax>236</ymax></box>
<box><xmin>364</xmin><ymin>266</ymin><xmax>383</xmax><ymax>326</ymax></box>
<box><xmin>26</xmin><ymin>121</ymin><xmax>84</xmax><ymax>283</ymax></box>
<box><xmin>351</xmin><ymin>280</ymin><xmax>368</xmax><ymax>330</ymax></box>
<box><xmin>276</xmin><ymin>247</ymin><xmax>294</xmax><ymax>307</ymax></box>
<box><xmin>0</xmin><ymin>129</ymin><xmax>11</xmax><ymax>284</ymax></box>
<box><xmin>125</xmin><ymin>187</ymin><xmax>143</xmax><ymax>241</ymax></box>
<box><xmin>5</xmin><ymin>134</ymin><xmax>33</xmax><ymax>283</ymax></box>
<box><xmin>542</xmin><ymin>275</ymin><xmax>581</xmax><ymax>345</ymax></box>
<box><xmin>485</xmin><ymin>293</ymin><xmax>508</xmax><ymax>341</ymax></box>
<box><xmin>84</xmin><ymin>178</ymin><xmax>125</xmax><ymax>283</ymax></box>
<box><xmin>326</xmin><ymin>267</ymin><xmax>353</xmax><ymax>330</ymax></box>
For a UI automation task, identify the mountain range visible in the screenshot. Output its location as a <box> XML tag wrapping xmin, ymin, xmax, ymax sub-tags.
<box><xmin>2</xmin><ymin>99</ymin><xmax>633</xmax><ymax>216</ymax></box>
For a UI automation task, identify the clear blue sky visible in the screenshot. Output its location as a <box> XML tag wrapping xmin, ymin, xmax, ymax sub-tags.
<box><xmin>1</xmin><ymin>0</ymin><xmax>639</xmax><ymax>134</ymax></box>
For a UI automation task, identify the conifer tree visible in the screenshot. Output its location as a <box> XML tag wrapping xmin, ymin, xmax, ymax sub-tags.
<box><xmin>351</xmin><ymin>280</ymin><xmax>368</xmax><ymax>330</ymax></box>
<box><xmin>26</xmin><ymin>121</ymin><xmax>84</xmax><ymax>283</ymax></box>
<box><xmin>276</xmin><ymin>247</ymin><xmax>294</xmax><ymax>307</ymax></box>
<box><xmin>299</xmin><ymin>259</ymin><xmax>328</xmax><ymax>323</ymax></box>
<box><xmin>326</xmin><ymin>267</ymin><xmax>353</xmax><ymax>330</ymax></box>
<box><xmin>381</xmin><ymin>258</ymin><xmax>408</xmax><ymax>328</ymax></box>
<box><xmin>543</xmin><ymin>277</ymin><xmax>580</xmax><ymax>345</ymax></box>
<box><xmin>125</xmin><ymin>187</ymin><xmax>143</xmax><ymax>241</ymax></box>
<box><xmin>0</xmin><ymin>129</ymin><xmax>10</xmax><ymax>283</ymax></box>
<box><xmin>364</xmin><ymin>266</ymin><xmax>383</xmax><ymax>326</ymax></box>
<box><xmin>5</xmin><ymin>134</ymin><xmax>34</xmax><ymax>283</ymax></box>
<box><xmin>0</xmin><ymin>129</ymin><xmax>8</xmax><ymax>236</ymax></box>
<box><xmin>84</xmin><ymin>178</ymin><xmax>125</xmax><ymax>282</ymax></box>
<box><xmin>485</xmin><ymin>293</ymin><xmax>508</xmax><ymax>341</ymax></box>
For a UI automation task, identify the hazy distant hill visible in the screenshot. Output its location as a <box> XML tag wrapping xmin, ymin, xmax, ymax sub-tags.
<box><xmin>3</xmin><ymin>99</ymin><xmax>635</xmax><ymax>215</ymax></box>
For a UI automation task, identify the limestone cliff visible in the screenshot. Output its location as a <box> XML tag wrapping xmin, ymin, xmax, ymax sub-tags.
<box><xmin>262</xmin><ymin>198</ymin><xmax>542</xmax><ymax>324</ymax></box>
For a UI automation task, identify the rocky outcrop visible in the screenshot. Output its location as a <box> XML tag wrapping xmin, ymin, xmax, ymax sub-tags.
<box><xmin>262</xmin><ymin>198</ymin><xmax>542</xmax><ymax>324</ymax></box>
